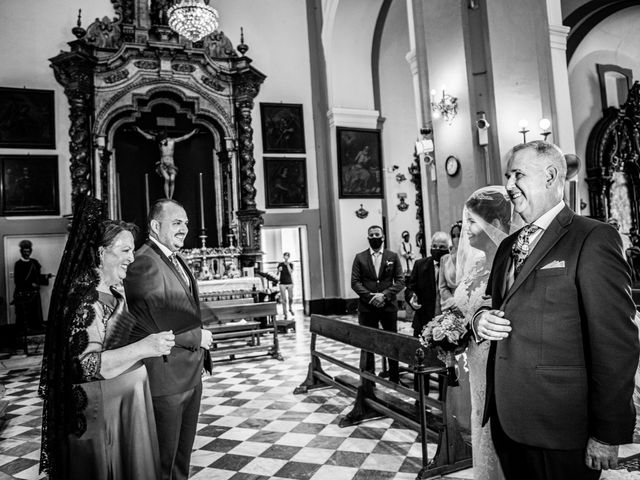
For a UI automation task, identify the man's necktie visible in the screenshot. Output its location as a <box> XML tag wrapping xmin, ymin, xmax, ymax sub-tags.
<box><xmin>170</xmin><ymin>253</ymin><xmax>190</xmax><ymax>285</ymax></box>
<box><xmin>511</xmin><ymin>224</ymin><xmax>541</xmax><ymax>277</ymax></box>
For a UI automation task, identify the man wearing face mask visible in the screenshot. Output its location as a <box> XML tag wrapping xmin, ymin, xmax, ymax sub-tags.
<box><xmin>351</xmin><ymin>225</ymin><xmax>405</xmax><ymax>383</ymax></box>
<box><xmin>405</xmin><ymin>231</ymin><xmax>452</xmax><ymax>338</ymax></box>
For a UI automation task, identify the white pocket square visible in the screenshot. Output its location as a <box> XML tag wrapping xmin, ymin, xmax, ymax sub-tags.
<box><xmin>540</xmin><ymin>260</ymin><xmax>565</xmax><ymax>269</ymax></box>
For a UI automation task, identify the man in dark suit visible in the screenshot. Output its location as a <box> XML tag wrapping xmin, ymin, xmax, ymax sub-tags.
<box><xmin>405</xmin><ymin>231</ymin><xmax>451</xmax><ymax>337</ymax></box>
<box><xmin>475</xmin><ymin>141</ymin><xmax>639</xmax><ymax>479</ymax></box>
<box><xmin>351</xmin><ymin>225</ymin><xmax>404</xmax><ymax>382</ymax></box>
<box><xmin>124</xmin><ymin>199</ymin><xmax>213</xmax><ymax>480</ymax></box>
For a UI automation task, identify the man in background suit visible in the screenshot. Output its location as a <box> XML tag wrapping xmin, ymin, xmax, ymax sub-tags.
<box><xmin>405</xmin><ymin>231</ymin><xmax>451</xmax><ymax>337</ymax></box>
<box><xmin>351</xmin><ymin>225</ymin><xmax>404</xmax><ymax>383</ymax></box>
<box><xmin>475</xmin><ymin>141</ymin><xmax>639</xmax><ymax>479</ymax></box>
<box><xmin>125</xmin><ymin>199</ymin><xmax>213</xmax><ymax>480</ymax></box>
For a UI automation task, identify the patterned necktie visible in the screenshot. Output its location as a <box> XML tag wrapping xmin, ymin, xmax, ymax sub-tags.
<box><xmin>170</xmin><ymin>253</ymin><xmax>190</xmax><ymax>285</ymax></box>
<box><xmin>511</xmin><ymin>224</ymin><xmax>541</xmax><ymax>277</ymax></box>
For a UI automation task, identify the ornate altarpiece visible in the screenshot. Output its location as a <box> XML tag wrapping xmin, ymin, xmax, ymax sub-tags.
<box><xmin>586</xmin><ymin>81</ymin><xmax>640</xmax><ymax>234</ymax></box>
<box><xmin>50</xmin><ymin>0</ymin><xmax>266</xmax><ymax>268</ymax></box>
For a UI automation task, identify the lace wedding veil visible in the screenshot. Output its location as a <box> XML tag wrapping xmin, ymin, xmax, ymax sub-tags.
<box><xmin>455</xmin><ymin>185</ymin><xmax>524</xmax><ymax>283</ymax></box>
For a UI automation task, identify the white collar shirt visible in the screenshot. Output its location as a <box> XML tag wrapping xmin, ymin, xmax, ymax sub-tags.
<box><xmin>370</xmin><ymin>247</ymin><xmax>383</xmax><ymax>277</ymax></box>
<box><xmin>150</xmin><ymin>236</ymin><xmax>174</xmax><ymax>258</ymax></box>
<box><xmin>527</xmin><ymin>200</ymin><xmax>565</xmax><ymax>252</ymax></box>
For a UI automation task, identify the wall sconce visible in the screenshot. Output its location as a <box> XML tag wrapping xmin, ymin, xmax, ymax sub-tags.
<box><xmin>518</xmin><ymin>118</ymin><xmax>553</xmax><ymax>143</ymax></box>
<box><xmin>397</xmin><ymin>193</ymin><xmax>409</xmax><ymax>212</ymax></box>
<box><xmin>539</xmin><ymin>118</ymin><xmax>552</xmax><ymax>141</ymax></box>
<box><xmin>518</xmin><ymin>119</ymin><xmax>530</xmax><ymax>143</ymax></box>
<box><xmin>431</xmin><ymin>86</ymin><xmax>458</xmax><ymax>124</ymax></box>
<box><xmin>355</xmin><ymin>204</ymin><xmax>369</xmax><ymax>219</ymax></box>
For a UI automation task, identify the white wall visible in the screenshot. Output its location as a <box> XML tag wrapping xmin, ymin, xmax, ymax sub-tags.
<box><xmin>485</xmin><ymin>0</ymin><xmax>553</xmax><ymax>163</ymax></box>
<box><xmin>378</xmin><ymin>0</ymin><xmax>420</xmax><ymax>256</ymax></box>
<box><xmin>0</xmin><ymin>0</ymin><xmax>113</xmax><ymax>217</ymax></box>
<box><xmin>323</xmin><ymin>0</ymin><xmax>385</xmax><ymax>298</ymax></box>
<box><xmin>420</xmin><ymin>0</ymin><xmax>477</xmax><ymax>230</ymax></box>
<box><xmin>212</xmin><ymin>0</ymin><xmax>319</xmax><ymax>213</ymax></box>
<box><xmin>568</xmin><ymin>6</ymin><xmax>640</xmax><ymax>216</ymax></box>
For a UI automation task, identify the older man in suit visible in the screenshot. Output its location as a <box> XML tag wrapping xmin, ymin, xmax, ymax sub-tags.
<box><xmin>475</xmin><ymin>141</ymin><xmax>639</xmax><ymax>479</ymax></box>
<box><xmin>351</xmin><ymin>225</ymin><xmax>404</xmax><ymax>383</ymax></box>
<box><xmin>124</xmin><ymin>199</ymin><xmax>213</xmax><ymax>480</ymax></box>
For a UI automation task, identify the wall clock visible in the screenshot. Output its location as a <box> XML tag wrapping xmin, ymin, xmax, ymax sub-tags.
<box><xmin>445</xmin><ymin>155</ymin><xmax>460</xmax><ymax>176</ymax></box>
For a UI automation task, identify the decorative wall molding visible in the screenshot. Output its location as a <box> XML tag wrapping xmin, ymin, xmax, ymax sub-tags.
<box><xmin>172</xmin><ymin>63</ymin><xmax>196</xmax><ymax>73</ymax></box>
<box><xmin>104</xmin><ymin>69</ymin><xmax>130</xmax><ymax>84</ymax></box>
<box><xmin>405</xmin><ymin>49</ymin><xmax>418</xmax><ymax>76</ymax></box>
<box><xmin>548</xmin><ymin>24</ymin><xmax>569</xmax><ymax>51</ymax></box>
<box><xmin>327</xmin><ymin>107</ymin><xmax>380</xmax><ymax>129</ymax></box>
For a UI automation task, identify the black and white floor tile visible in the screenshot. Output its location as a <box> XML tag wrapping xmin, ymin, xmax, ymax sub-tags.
<box><xmin>1</xmin><ymin>311</ymin><xmax>639</xmax><ymax>479</ymax></box>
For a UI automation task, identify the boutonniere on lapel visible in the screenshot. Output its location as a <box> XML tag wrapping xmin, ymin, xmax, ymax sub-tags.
<box><xmin>384</xmin><ymin>260</ymin><xmax>394</xmax><ymax>272</ymax></box>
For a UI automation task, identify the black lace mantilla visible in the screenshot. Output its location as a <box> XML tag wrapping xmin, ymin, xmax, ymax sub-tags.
<box><xmin>39</xmin><ymin>195</ymin><xmax>107</xmax><ymax>479</ymax></box>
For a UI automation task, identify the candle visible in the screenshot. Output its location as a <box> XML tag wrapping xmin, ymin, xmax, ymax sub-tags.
<box><xmin>116</xmin><ymin>173</ymin><xmax>122</xmax><ymax>219</ymax></box>
<box><xmin>199</xmin><ymin>172</ymin><xmax>206</xmax><ymax>230</ymax></box>
<box><xmin>144</xmin><ymin>173</ymin><xmax>150</xmax><ymax>212</ymax></box>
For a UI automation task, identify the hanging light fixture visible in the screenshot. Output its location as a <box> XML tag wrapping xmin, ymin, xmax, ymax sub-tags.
<box><xmin>168</xmin><ymin>0</ymin><xmax>219</xmax><ymax>42</ymax></box>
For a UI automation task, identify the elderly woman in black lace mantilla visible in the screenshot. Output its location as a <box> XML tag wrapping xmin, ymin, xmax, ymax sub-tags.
<box><xmin>40</xmin><ymin>212</ymin><xmax>176</xmax><ymax>480</ymax></box>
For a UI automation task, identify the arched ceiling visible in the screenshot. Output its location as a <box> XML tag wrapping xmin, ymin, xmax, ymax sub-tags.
<box><xmin>321</xmin><ymin>0</ymin><xmax>385</xmax><ymax>110</ymax></box>
<box><xmin>564</xmin><ymin>0</ymin><xmax>640</xmax><ymax>62</ymax></box>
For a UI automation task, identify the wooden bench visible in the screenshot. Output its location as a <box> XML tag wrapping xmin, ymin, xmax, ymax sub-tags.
<box><xmin>202</xmin><ymin>301</ymin><xmax>283</xmax><ymax>361</ymax></box>
<box><xmin>294</xmin><ymin>315</ymin><xmax>471</xmax><ymax>479</ymax></box>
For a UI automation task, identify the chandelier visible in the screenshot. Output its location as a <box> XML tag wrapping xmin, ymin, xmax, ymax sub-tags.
<box><xmin>168</xmin><ymin>0</ymin><xmax>219</xmax><ymax>42</ymax></box>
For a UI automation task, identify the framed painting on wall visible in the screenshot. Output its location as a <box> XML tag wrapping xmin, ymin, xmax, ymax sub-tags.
<box><xmin>260</xmin><ymin>103</ymin><xmax>305</xmax><ymax>154</ymax></box>
<box><xmin>264</xmin><ymin>157</ymin><xmax>308</xmax><ymax>208</ymax></box>
<box><xmin>336</xmin><ymin>127</ymin><xmax>383</xmax><ymax>198</ymax></box>
<box><xmin>1</xmin><ymin>155</ymin><xmax>59</xmax><ymax>216</ymax></box>
<box><xmin>0</xmin><ymin>87</ymin><xmax>56</xmax><ymax>149</ymax></box>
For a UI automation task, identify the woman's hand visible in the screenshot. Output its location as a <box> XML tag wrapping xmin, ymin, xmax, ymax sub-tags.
<box><xmin>141</xmin><ymin>330</ymin><xmax>175</xmax><ymax>357</ymax></box>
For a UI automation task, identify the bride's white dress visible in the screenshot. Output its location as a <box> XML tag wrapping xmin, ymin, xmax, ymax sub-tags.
<box><xmin>453</xmin><ymin>262</ymin><xmax>504</xmax><ymax>480</ymax></box>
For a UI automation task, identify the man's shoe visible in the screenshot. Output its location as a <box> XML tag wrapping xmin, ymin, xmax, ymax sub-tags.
<box><xmin>289</xmin><ymin>309</ymin><xmax>295</xmax><ymax>316</ymax></box>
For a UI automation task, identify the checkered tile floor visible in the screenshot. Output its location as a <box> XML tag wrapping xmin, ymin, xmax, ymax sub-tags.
<box><xmin>2</xmin><ymin>312</ymin><xmax>639</xmax><ymax>479</ymax></box>
<box><xmin>0</xmin><ymin>313</ymin><xmax>472</xmax><ymax>480</ymax></box>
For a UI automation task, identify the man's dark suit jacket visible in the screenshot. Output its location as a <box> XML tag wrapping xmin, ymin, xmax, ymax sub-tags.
<box><xmin>484</xmin><ymin>206</ymin><xmax>639</xmax><ymax>450</ymax></box>
<box><xmin>124</xmin><ymin>240</ymin><xmax>207</xmax><ymax>397</ymax></box>
<box><xmin>351</xmin><ymin>248</ymin><xmax>404</xmax><ymax>312</ymax></box>
<box><xmin>404</xmin><ymin>257</ymin><xmax>437</xmax><ymax>335</ymax></box>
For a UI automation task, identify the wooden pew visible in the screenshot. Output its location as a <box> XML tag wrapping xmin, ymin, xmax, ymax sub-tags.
<box><xmin>201</xmin><ymin>301</ymin><xmax>283</xmax><ymax>361</ymax></box>
<box><xmin>295</xmin><ymin>315</ymin><xmax>471</xmax><ymax>479</ymax></box>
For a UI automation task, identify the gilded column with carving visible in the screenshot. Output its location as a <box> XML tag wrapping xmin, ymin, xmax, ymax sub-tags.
<box><xmin>233</xmin><ymin>68</ymin><xmax>265</xmax><ymax>267</ymax></box>
<box><xmin>50</xmin><ymin>43</ymin><xmax>96</xmax><ymax>212</ymax></box>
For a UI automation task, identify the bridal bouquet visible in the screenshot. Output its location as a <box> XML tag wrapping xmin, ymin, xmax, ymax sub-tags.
<box><xmin>419</xmin><ymin>307</ymin><xmax>470</xmax><ymax>386</ymax></box>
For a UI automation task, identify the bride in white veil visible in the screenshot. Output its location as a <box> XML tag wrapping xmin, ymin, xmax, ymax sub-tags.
<box><xmin>452</xmin><ymin>186</ymin><xmax>523</xmax><ymax>480</ymax></box>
